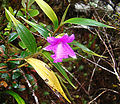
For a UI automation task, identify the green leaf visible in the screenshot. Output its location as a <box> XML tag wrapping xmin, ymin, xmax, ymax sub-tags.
<box><xmin>60</xmin><ymin>4</ymin><xmax>70</xmax><ymax>26</ymax></box>
<box><xmin>4</xmin><ymin>90</ymin><xmax>25</xmax><ymax>104</ymax></box>
<box><xmin>5</xmin><ymin>8</ymin><xmax>37</xmax><ymax>53</ymax></box>
<box><xmin>28</xmin><ymin>9</ymin><xmax>39</xmax><ymax>17</ymax></box>
<box><xmin>26</xmin><ymin>74</ymin><xmax>34</xmax><ymax>81</ymax></box>
<box><xmin>12</xmin><ymin>83</ymin><xmax>19</xmax><ymax>88</ymax></box>
<box><xmin>20</xmin><ymin>50</ymin><xmax>31</xmax><ymax>58</ymax></box>
<box><xmin>70</xmin><ymin>41</ymin><xmax>107</xmax><ymax>58</ymax></box>
<box><xmin>22</xmin><ymin>0</ymin><xmax>35</xmax><ymax>9</ymax></box>
<box><xmin>19</xmin><ymin>41</ymin><xmax>26</xmax><ymax>49</ymax></box>
<box><xmin>5</xmin><ymin>8</ymin><xmax>20</xmax><ymax>26</ymax></box>
<box><xmin>21</xmin><ymin>17</ymin><xmax>50</xmax><ymax>39</ymax></box>
<box><xmin>35</xmin><ymin>0</ymin><xmax>58</xmax><ymax>29</ymax></box>
<box><xmin>64</xmin><ymin>18</ymin><xmax>114</xmax><ymax>28</ymax></box>
<box><xmin>42</xmin><ymin>51</ymin><xmax>76</xmax><ymax>89</ymax></box>
<box><xmin>17</xmin><ymin>11</ymin><xmax>24</xmax><ymax>17</ymax></box>
<box><xmin>5</xmin><ymin>7</ymin><xmax>14</xmax><ymax>21</ymax></box>
<box><xmin>8</xmin><ymin>32</ymin><xmax>18</xmax><ymax>42</ymax></box>
<box><xmin>16</xmin><ymin>24</ymin><xmax>37</xmax><ymax>53</ymax></box>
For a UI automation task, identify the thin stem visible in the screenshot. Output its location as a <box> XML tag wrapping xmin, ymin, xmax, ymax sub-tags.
<box><xmin>27</xmin><ymin>12</ymin><xmax>38</xmax><ymax>24</ymax></box>
<box><xmin>62</xmin><ymin>66</ymin><xmax>89</xmax><ymax>95</ymax></box>
<box><xmin>9</xmin><ymin>43</ymin><xmax>21</xmax><ymax>51</ymax></box>
<box><xmin>25</xmin><ymin>49</ymin><xmax>42</xmax><ymax>59</ymax></box>
<box><xmin>95</xmin><ymin>29</ymin><xmax>120</xmax><ymax>82</ymax></box>
<box><xmin>20</xmin><ymin>69</ymin><xmax>39</xmax><ymax>104</ymax></box>
<box><xmin>88</xmin><ymin>50</ymin><xmax>106</xmax><ymax>93</ymax></box>
<box><xmin>18</xmin><ymin>63</ymin><xmax>28</xmax><ymax>68</ymax></box>
<box><xmin>92</xmin><ymin>11</ymin><xmax>120</xmax><ymax>82</ymax></box>
<box><xmin>88</xmin><ymin>88</ymin><xmax>119</xmax><ymax>104</ymax></box>
<box><xmin>52</xmin><ymin>25</ymin><xmax>62</xmax><ymax>36</ymax></box>
<box><xmin>88</xmin><ymin>90</ymin><xmax>106</xmax><ymax>104</ymax></box>
<box><xmin>7</xmin><ymin>58</ymin><xmax>24</xmax><ymax>61</ymax></box>
<box><xmin>75</xmin><ymin>52</ymin><xmax>115</xmax><ymax>75</ymax></box>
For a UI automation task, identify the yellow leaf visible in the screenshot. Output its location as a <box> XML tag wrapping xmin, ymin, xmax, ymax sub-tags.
<box><xmin>25</xmin><ymin>58</ymin><xmax>71</xmax><ymax>103</ymax></box>
<box><xmin>34</xmin><ymin>0</ymin><xmax>58</xmax><ymax>29</ymax></box>
<box><xmin>5</xmin><ymin>8</ymin><xmax>21</xmax><ymax>26</ymax></box>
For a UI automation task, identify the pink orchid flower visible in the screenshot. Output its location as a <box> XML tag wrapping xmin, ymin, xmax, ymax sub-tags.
<box><xmin>44</xmin><ymin>34</ymin><xmax>76</xmax><ymax>63</ymax></box>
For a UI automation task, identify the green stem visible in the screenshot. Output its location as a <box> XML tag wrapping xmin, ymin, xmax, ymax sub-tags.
<box><xmin>25</xmin><ymin>49</ymin><xmax>43</xmax><ymax>59</ymax></box>
<box><xmin>18</xmin><ymin>63</ymin><xmax>27</xmax><ymax>68</ymax></box>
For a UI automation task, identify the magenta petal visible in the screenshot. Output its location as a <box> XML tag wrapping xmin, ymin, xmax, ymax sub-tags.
<box><xmin>67</xmin><ymin>34</ymin><xmax>75</xmax><ymax>43</ymax></box>
<box><xmin>64</xmin><ymin>43</ymin><xmax>76</xmax><ymax>58</ymax></box>
<box><xmin>47</xmin><ymin>37</ymin><xmax>59</xmax><ymax>45</ymax></box>
<box><xmin>43</xmin><ymin>45</ymin><xmax>52</xmax><ymax>51</ymax></box>
<box><xmin>44</xmin><ymin>34</ymin><xmax>76</xmax><ymax>63</ymax></box>
<box><xmin>43</xmin><ymin>44</ymin><xmax>58</xmax><ymax>52</ymax></box>
<box><xmin>60</xmin><ymin>34</ymin><xmax>69</xmax><ymax>43</ymax></box>
<box><xmin>56</xmin><ymin>43</ymin><xmax>69</xmax><ymax>59</ymax></box>
<box><xmin>51</xmin><ymin>54</ymin><xmax>62</xmax><ymax>63</ymax></box>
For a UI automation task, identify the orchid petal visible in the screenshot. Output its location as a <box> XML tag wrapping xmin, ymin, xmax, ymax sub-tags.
<box><xmin>64</xmin><ymin>43</ymin><xmax>76</xmax><ymax>58</ymax></box>
<box><xmin>51</xmin><ymin>54</ymin><xmax>62</xmax><ymax>63</ymax></box>
<box><xmin>47</xmin><ymin>37</ymin><xmax>59</xmax><ymax>45</ymax></box>
<box><xmin>56</xmin><ymin>43</ymin><xmax>68</xmax><ymax>59</ymax></box>
<box><xmin>60</xmin><ymin>34</ymin><xmax>69</xmax><ymax>43</ymax></box>
<box><xmin>67</xmin><ymin>34</ymin><xmax>75</xmax><ymax>43</ymax></box>
<box><xmin>44</xmin><ymin>34</ymin><xmax>76</xmax><ymax>63</ymax></box>
<box><xmin>43</xmin><ymin>44</ymin><xmax>58</xmax><ymax>52</ymax></box>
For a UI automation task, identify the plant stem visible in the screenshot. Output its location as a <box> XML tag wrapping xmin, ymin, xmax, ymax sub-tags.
<box><xmin>52</xmin><ymin>25</ymin><xmax>62</xmax><ymax>36</ymax></box>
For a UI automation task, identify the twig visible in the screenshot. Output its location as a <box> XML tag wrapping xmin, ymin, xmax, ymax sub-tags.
<box><xmin>95</xmin><ymin>29</ymin><xmax>120</xmax><ymax>82</ymax></box>
<box><xmin>92</xmin><ymin>10</ymin><xmax>120</xmax><ymax>82</ymax></box>
<box><xmin>27</xmin><ymin>12</ymin><xmax>38</xmax><ymax>24</ymax></box>
<box><xmin>88</xmin><ymin>50</ymin><xmax>106</xmax><ymax>93</ymax></box>
<box><xmin>99</xmin><ymin>88</ymin><xmax>119</xmax><ymax>94</ymax></box>
<box><xmin>75</xmin><ymin>52</ymin><xmax>115</xmax><ymax>75</ymax></box>
<box><xmin>88</xmin><ymin>90</ymin><xmax>106</xmax><ymax>104</ymax></box>
<box><xmin>102</xmin><ymin>29</ymin><xmax>115</xmax><ymax>58</ymax></box>
<box><xmin>62</xmin><ymin>66</ymin><xmax>89</xmax><ymax>95</ymax></box>
<box><xmin>88</xmin><ymin>88</ymin><xmax>119</xmax><ymax>104</ymax></box>
<box><xmin>20</xmin><ymin>69</ymin><xmax>39</xmax><ymax>104</ymax></box>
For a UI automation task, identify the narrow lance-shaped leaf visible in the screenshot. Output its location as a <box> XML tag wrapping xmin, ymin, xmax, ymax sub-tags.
<box><xmin>5</xmin><ymin>7</ymin><xmax>14</xmax><ymax>21</ymax></box>
<box><xmin>60</xmin><ymin>4</ymin><xmax>70</xmax><ymax>26</ymax></box>
<box><xmin>5</xmin><ymin>8</ymin><xmax>37</xmax><ymax>53</ymax></box>
<box><xmin>25</xmin><ymin>58</ymin><xmax>71</xmax><ymax>103</ymax></box>
<box><xmin>35</xmin><ymin>0</ymin><xmax>58</xmax><ymax>29</ymax></box>
<box><xmin>21</xmin><ymin>17</ymin><xmax>50</xmax><ymax>39</ymax></box>
<box><xmin>64</xmin><ymin>18</ymin><xmax>114</xmax><ymax>28</ymax></box>
<box><xmin>70</xmin><ymin>41</ymin><xmax>107</xmax><ymax>58</ymax></box>
<box><xmin>42</xmin><ymin>51</ymin><xmax>77</xmax><ymax>89</ymax></box>
<box><xmin>4</xmin><ymin>90</ymin><xmax>25</xmax><ymax>104</ymax></box>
